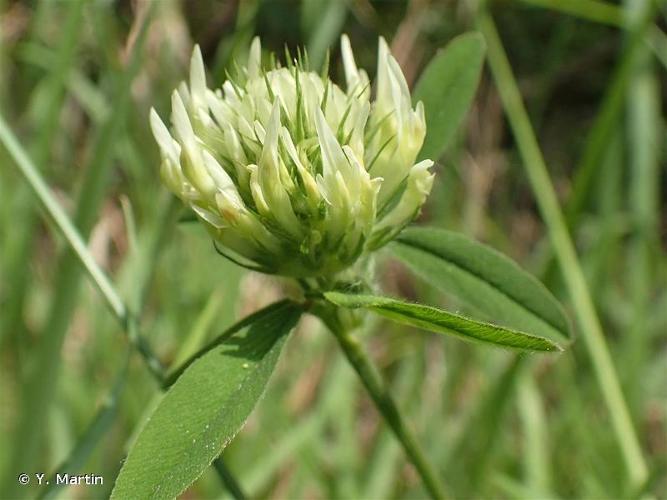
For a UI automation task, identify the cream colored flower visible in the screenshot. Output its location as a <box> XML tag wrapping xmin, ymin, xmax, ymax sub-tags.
<box><xmin>150</xmin><ymin>35</ymin><xmax>433</xmax><ymax>277</ymax></box>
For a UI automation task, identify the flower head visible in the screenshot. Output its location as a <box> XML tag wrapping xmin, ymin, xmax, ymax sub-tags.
<box><xmin>150</xmin><ymin>35</ymin><xmax>433</xmax><ymax>277</ymax></box>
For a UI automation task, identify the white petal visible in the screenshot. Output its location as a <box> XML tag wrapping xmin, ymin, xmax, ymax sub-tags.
<box><xmin>222</xmin><ymin>121</ymin><xmax>247</xmax><ymax>164</ymax></box>
<box><xmin>215</xmin><ymin>190</ymin><xmax>245</xmax><ymax>227</ymax></box>
<box><xmin>247</xmin><ymin>164</ymin><xmax>270</xmax><ymax>215</ymax></box>
<box><xmin>222</xmin><ymin>81</ymin><xmax>242</xmax><ymax>105</ymax></box>
<box><xmin>375</xmin><ymin>37</ymin><xmax>392</xmax><ymax>109</ymax></box>
<box><xmin>314</xmin><ymin>107</ymin><xmax>347</xmax><ymax>180</ymax></box>
<box><xmin>256</xmin><ymin>104</ymin><xmax>301</xmax><ymax>235</ymax></box>
<box><xmin>254</xmin><ymin>120</ymin><xmax>266</xmax><ymax>145</ymax></box>
<box><xmin>410</xmin><ymin>159</ymin><xmax>435</xmax><ymax>192</ymax></box>
<box><xmin>260</xmin><ymin>102</ymin><xmax>281</xmax><ymax>161</ymax></box>
<box><xmin>191</xmin><ymin>204</ymin><xmax>226</xmax><ymax>229</ymax></box>
<box><xmin>415</xmin><ymin>100</ymin><xmax>425</xmax><ymax>127</ymax></box>
<box><xmin>160</xmin><ymin>159</ymin><xmax>186</xmax><ymax>197</ymax></box>
<box><xmin>340</xmin><ymin>34</ymin><xmax>360</xmax><ymax>92</ymax></box>
<box><xmin>315</xmin><ymin>173</ymin><xmax>332</xmax><ymax>205</ymax></box>
<box><xmin>247</xmin><ymin>37</ymin><xmax>262</xmax><ymax>80</ymax></box>
<box><xmin>341</xmin><ymin>145</ymin><xmax>367</xmax><ymax>200</ymax></box>
<box><xmin>150</xmin><ymin>108</ymin><xmax>178</xmax><ymax>163</ymax></box>
<box><xmin>206</xmin><ymin>90</ymin><xmax>232</xmax><ymax>125</ymax></box>
<box><xmin>334</xmin><ymin>170</ymin><xmax>351</xmax><ymax>210</ymax></box>
<box><xmin>171</xmin><ymin>90</ymin><xmax>196</xmax><ymax>147</ymax></box>
<box><xmin>387</xmin><ymin>55</ymin><xmax>410</xmax><ymax>101</ymax></box>
<box><xmin>171</xmin><ymin>91</ymin><xmax>216</xmax><ymax>196</ymax></box>
<box><xmin>386</xmin><ymin>55</ymin><xmax>411</xmax><ymax>127</ymax></box>
<box><xmin>177</xmin><ymin>81</ymin><xmax>191</xmax><ymax>107</ymax></box>
<box><xmin>201</xmin><ymin>150</ymin><xmax>236</xmax><ymax>193</ymax></box>
<box><xmin>373</xmin><ymin>159</ymin><xmax>434</xmax><ymax>240</ymax></box>
<box><xmin>189</xmin><ymin>45</ymin><xmax>207</xmax><ymax>109</ymax></box>
<box><xmin>280</xmin><ymin>127</ymin><xmax>304</xmax><ymax>170</ymax></box>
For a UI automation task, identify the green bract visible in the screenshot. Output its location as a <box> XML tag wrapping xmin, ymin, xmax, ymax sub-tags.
<box><xmin>150</xmin><ymin>36</ymin><xmax>433</xmax><ymax>277</ymax></box>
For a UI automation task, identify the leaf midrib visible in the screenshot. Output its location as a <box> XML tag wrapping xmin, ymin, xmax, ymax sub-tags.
<box><xmin>392</xmin><ymin>236</ymin><xmax>567</xmax><ymax>338</ymax></box>
<box><xmin>373</xmin><ymin>301</ymin><xmax>558</xmax><ymax>351</ymax></box>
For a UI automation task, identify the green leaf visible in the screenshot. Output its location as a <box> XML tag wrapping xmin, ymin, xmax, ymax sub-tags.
<box><xmin>414</xmin><ymin>32</ymin><xmax>486</xmax><ymax>161</ymax></box>
<box><xmin>324</xmin><ymin>292</ymin><xmax>563</xmax><ymax>352</ymax></box>
<box><xmin>389</xmin><ymin>227</ymin><xmax>571</xmax><ymax>345</ymax></box>
<box><xmin>111</xmin><ymin>302</ymin><xmax>302</xmax><ymax>500</ymax></box>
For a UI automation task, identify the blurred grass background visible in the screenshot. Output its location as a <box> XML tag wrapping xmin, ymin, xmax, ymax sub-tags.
<box><xmin>0</xmin><ymin>0</ymin><xmax>665</xmax><ymax>498</ymax></box>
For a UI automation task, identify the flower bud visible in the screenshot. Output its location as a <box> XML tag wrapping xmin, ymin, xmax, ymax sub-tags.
<box><xmin>150</xmin><ymin>36</ymin><xmax>433</xmax><ymax>277</ymax></box>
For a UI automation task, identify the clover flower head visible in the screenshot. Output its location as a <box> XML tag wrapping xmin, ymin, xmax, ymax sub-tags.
<box><xmin>150</xmin><ymin>35</ymin><xmax>433</xmax><ymax>277</ymax></box>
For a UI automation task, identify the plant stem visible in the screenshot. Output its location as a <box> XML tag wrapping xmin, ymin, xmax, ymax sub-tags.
<box><xmin>478</xmin><ymin>10</ymin><xmax>649</xmax><ymax>488</ymax></box>
<box><xmin>213</xmin><ymin>458</ymin><xmax>247</xmax><ymax>500</ymax></box>
<box><xmin>326</xmin><ymin>315</ymin><xmax>446</xmax><ymax>500</ymax></box>
<box><xmin>623</xmin><ymin>0</ymin><xmax>661</xmax><ymax>409</ymax></box>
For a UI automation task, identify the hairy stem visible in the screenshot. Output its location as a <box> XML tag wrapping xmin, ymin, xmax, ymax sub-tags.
<box><xmin>323</xmin><ymin>310</ymin><xmax>446</xmax><ymax>500</ymax></box>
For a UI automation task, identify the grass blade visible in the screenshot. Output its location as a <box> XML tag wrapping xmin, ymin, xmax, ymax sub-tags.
<box><xmin>0</xmin><ymin>0</ymin><xmax>86</xmax><ymax>346</ymax></box>
<box><xmin>565</xmin><ymin>5</ymin><xmax>656</xmax><ymax>226</ymax></box>
<box><xmin>2</xmin><ymin>4</ymin><xmax>156</xmax><ymax>489</ymax></box>
<box><xmin>477</xmin><ymin>9</ymin><xmax>648</xmax><ymax>487</ymax></box>
<box><xmin>621</xmin><ymin>0</ymin><xmax>662</xmax><ymax>413</ymax></box>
